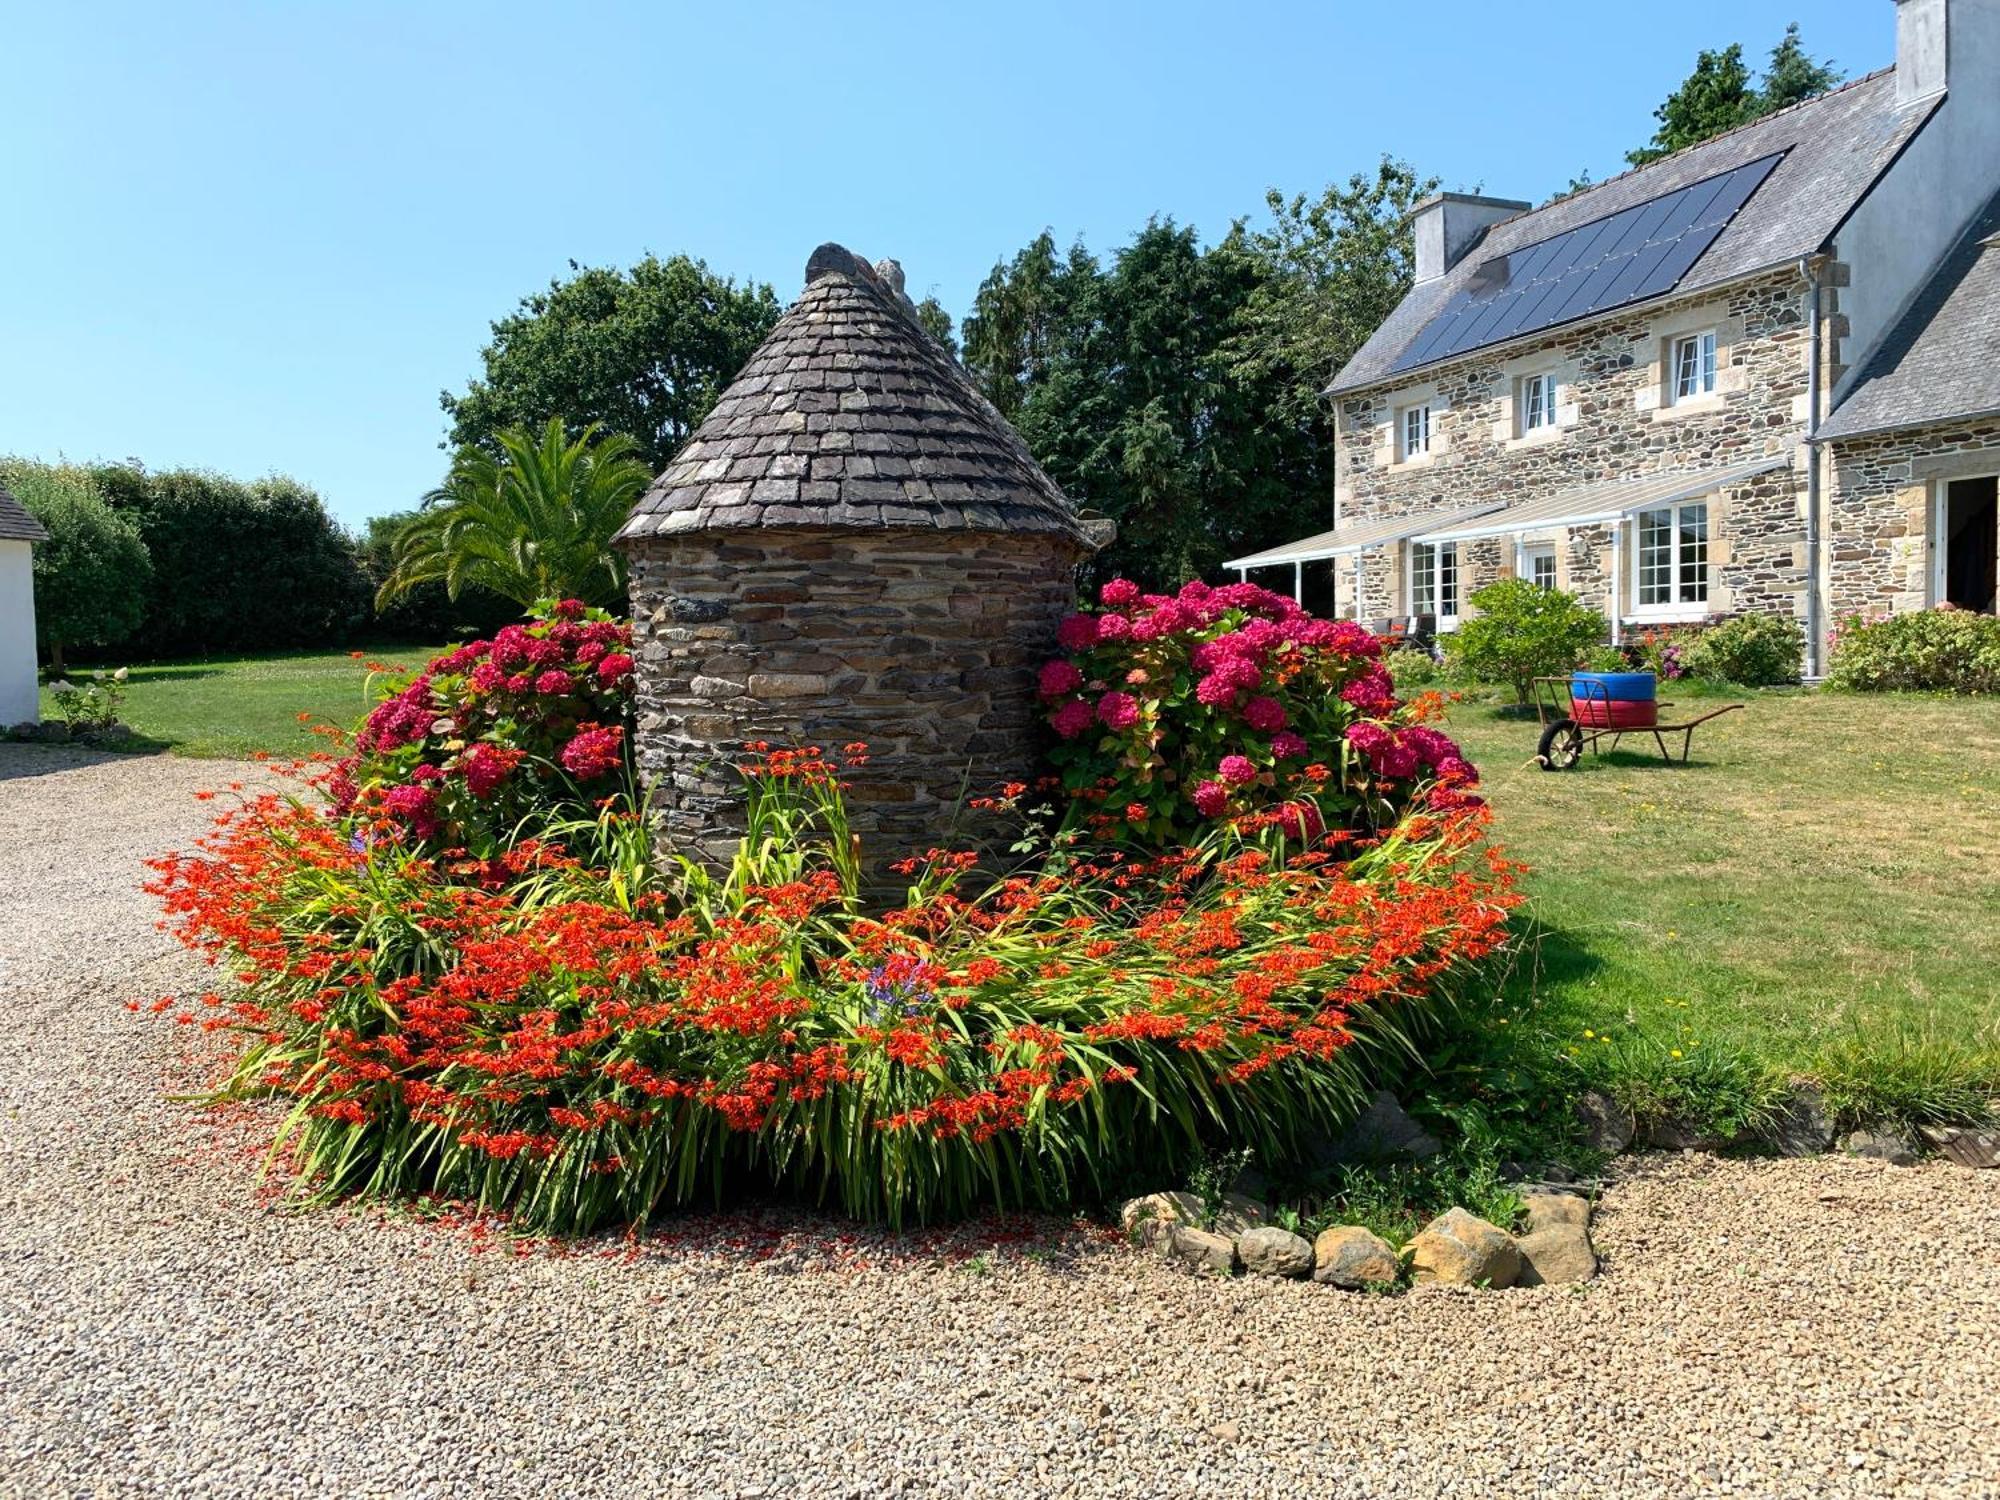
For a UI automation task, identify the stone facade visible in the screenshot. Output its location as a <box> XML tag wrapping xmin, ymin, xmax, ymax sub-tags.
<box><xmin>1826</xmin><ymin>417</ymin><xmax>2000</xmax><ymax>621</ymax></box>
<box><xmin>626</xmin><ymin>528</ymin><xmax>1080</xmax><ymax>870</ymax></box>
<box><xmin>1332</xmin><ymin>266</ymin><xmax>1826</xmax><ymax>630</ymax></box>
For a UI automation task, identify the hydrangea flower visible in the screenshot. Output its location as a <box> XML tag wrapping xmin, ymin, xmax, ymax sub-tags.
<box><xmin>1096</xmin><ymin>691</ymin><xmax>1140</xmax><ymax>730</ymax></box>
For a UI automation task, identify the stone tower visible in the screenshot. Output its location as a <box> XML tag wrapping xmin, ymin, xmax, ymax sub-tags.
<box><xmin>615</xmin><ymin>243</ymin><xmax>1105</xmax><ymax>869</ymax></box>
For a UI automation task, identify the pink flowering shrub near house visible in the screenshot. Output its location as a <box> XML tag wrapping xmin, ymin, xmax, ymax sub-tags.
<box><xmin>1041</xmin><ymin>578</ymin><xmax>1479</xmax><ymax>844</ymax></box>
<box><xmin>333</xmin><ymin>600</ymin><xmax>635</xmax><ymax>848</ymax></box>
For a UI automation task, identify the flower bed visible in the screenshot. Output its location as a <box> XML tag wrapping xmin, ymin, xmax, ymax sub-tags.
<box><xmin>145</xmin><ymin>600</ymin><xmax>1518</xmax><ymax>1230</ymax></box>
<box><xmin>1041</xmin><ymin>578</ymin><xmax>1480</xmax><ymax>845</ymax></box>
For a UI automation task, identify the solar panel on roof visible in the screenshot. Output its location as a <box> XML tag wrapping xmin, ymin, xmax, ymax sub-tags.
<box><xmin>1386</xmin><ymin>152</ymin><xmax>1786</xmax><ymax>375</ymax></box>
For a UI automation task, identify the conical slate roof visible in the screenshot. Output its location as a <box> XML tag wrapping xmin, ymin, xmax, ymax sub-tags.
<box><xmin>615</xmin><ymin>244</ymin><xmax>1092</xmax><ymax>546</ymax></box>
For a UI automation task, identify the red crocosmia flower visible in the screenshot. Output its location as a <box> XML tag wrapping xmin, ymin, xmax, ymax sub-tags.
<box><xmin>1123</xmin><ymin>801</ymin><xmax>1149</xmax><ymax>823</ymax></box>
<box><xmin>560</xmin><ymin>724</ymin><xmax>624</xmax><ymax>780</ymax></box>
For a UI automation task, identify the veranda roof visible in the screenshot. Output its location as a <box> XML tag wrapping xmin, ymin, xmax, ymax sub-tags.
<box><xmin>1408</xmin><ymin>451</ymin><xmax>1796</xmax><ymax>545</ymax></box>
<box><xmin>1224</xmin><ymin>500</ymin><xmax>1508</xmax><ymax>571</ymax></box>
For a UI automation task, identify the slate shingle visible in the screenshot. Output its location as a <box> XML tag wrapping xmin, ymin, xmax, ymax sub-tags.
<box><xmin>0</xmin><ymin>485</ymin><xmax>48</xmax><ymax>544</ymax></box>
<box><xmin>617</xmin><ymin>246</ymin><xmax>1090</xmax><ymax>547</ymax></box>
<box><xmin>1819</xmin><ymin>185</ymin><xmax>2000</xmax><ymax>440</ymax></box>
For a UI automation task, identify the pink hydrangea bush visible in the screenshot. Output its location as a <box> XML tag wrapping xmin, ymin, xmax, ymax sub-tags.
<box><xmin>334</xmin><ymin>600</ymin><xmax>635</xmax><ymax>848</ymax></box>
<box><xmin>1042</xmin><ymin>578</ymin><xmax>1479</xmax><ymax>844</ymax></box>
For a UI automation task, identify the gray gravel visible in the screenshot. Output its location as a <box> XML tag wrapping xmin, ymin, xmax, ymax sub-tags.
<box><xmin>4</xmin><ymin>744</ymin><xmax>1999</xmax><ymax>1499</ymax></box>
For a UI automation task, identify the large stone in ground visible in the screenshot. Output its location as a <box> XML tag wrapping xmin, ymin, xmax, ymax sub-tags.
<box><xmin>1575</xmin><ymin>1090</ymin><xmax>1635</xmax><ymax>1154</ymax></box>
<box><xmin>1319</xmin><ymin>1091</ymin><xmax>1441</xmax><ymax>1166</ymax></box>
<box><xmin>1311</xmin><ymin>1226</ymin><xmax>1401</xmax><ymax>1289</ymax></box>
<box><xmin>1521</xmin><ymin>1190</ymin><xmax>1590</xmax><ymax>1234</ymax></box>
<box><xmin>1119</xmin><ymin>1191</ymin><xmax>1203</xmax><ymax>1247</ymax></box>
<box><xmin>1407</xmin><ymin>1208</ymin><xmax>1520</xmax><ymax>1289</ymax></box>
<box><xmin>1758</xmin><ymin>1083</ymin><xmax>1835</xmax><ymax>1157</ymax></box>
<box><xmin>1236</xmin><ymin>1226</ymin><xmax>1314</xmax><ymax>1279</ymax></box>
<box><xmin>1514</xmin><ymin>1225</ymin><xmax>1598</xmax><ymax>1286</ymax></box>
<box><xmin>1211</xmin><ymin>1193</ymin><xmax>1269</xmax><ymax>1237</ymax></box>
<box><xmin>1920</xmin><ymin>1124</ymin><xmax>2000</xmax><ymax>1169</ymax></box>
<box><xmin>1165</xmin><ymin>1225</ymin><xmax>1237</xmax><ymax>1274</ymax></box>
<box><xmin>1844</xmin><ymin>1127</ymin><xmax>1918</xmax><ymax>1166</ymax></box>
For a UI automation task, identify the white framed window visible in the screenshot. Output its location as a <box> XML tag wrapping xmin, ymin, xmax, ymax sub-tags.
<box><xmin>1524</xmin><ymin>543</ymin><xmax>1557</xmax><ymax>589</ymax></box>
<box><xmin>1634</xmin><ymin>500</ymin><xmax>1709</xmax><ymax>609</ymax></box>
<box><xmin>1521</xmin><ymin>372</ymin><xmax>1559</xmax><ymax>432</ymax></box>
<box><xmin>1670</xmin><ymin>331</ymin><xmax>1718</xmax><ymax>403</ymax></box>
<box><xmin>1409</xmin><ymin>540</ymin><xmax>1459</xmax><ymax>623</ymax></box>
<box><xmin>1400</xmin><ymin>403</ymin><xmax>1431</xmax><ymax>460</ymax></box>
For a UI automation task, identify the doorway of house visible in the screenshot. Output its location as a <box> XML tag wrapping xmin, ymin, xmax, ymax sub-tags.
<box><xmin>1941</xmin><ymin>476</ymin><xmax>1998</xmax><ymax>614</ymax></box>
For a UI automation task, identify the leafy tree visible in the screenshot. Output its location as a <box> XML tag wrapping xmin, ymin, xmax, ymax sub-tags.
<box><xmin>91</xmin><ymin>463</ymin><xmax>370</xmax><ymax>656</ymax></box>
<box><xmin>1627</xmin><ymin>25</ymin><xmax>1843</xmax><ymax>166</ymax></box>
<box><xmin>1759</xmin><ymin>23</ymin><xmax>1842</xmax><ymax>111</ymax></box>
<box><xmin>441</xmin><ymin>254</ymin><xmax>780</xmax><ymax>472</ymax></box>
<box><xmin>1</xmin><ymin>460</ymin><xmax>150</xmax><ymax>673</ymax></box>
<box><xmin>912</xmin><ymin>294</ymin><xmax>958</xmax><ymax>356</ymax></box>
<box><xmin>1228</xmin><ymin>158</ymin><xmax>1437</xmax><ymax>428</ymax></box>
<box><xmin>355</xmin><ymin>511</ymin><xmax>517</xmax><ymax>642</ymax></box>
<box><xmin>379</xmin><ymin>419</ymin><xmax>652</xmax><ymax>613</ymax></box>
<box><xmin>1443</xmin><ymin>579</ymin><xmax>1607</xmax><ymax>704</ymax></box>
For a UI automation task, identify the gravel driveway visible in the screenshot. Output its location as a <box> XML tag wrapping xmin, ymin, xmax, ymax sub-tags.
<box><xmin>3</xmin><ymin>744</ymin><xmax>1998</xmax><ymax>1499</ymax></box>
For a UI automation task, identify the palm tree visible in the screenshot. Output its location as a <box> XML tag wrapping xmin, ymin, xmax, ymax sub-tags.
<box><xmin>378</xmin><ymin>419</ymin><xmax>652</xmax><ymax>613</ymax></box>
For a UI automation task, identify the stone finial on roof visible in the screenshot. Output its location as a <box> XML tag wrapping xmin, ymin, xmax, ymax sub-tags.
<box><xmin>616</xmin><ymin>243</ymin><xmax>1097</xmax><ymax>548</ymax></box>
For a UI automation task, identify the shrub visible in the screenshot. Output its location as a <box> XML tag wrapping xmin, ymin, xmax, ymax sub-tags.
<box><xmin>1678</xmin><ymin>613</ymin><xmax>1801</xmax><ymax>686</ymax></box>
<box><xmin>1827</xmin><ymin>608</ymin><xmax>2000</xmax><ymax>694</ymax></box>
<box><xmin>1040</xmin><ymin>578</ymin><xmax>1480</xmax><ymax>847</ymax></box>
<box><xmin>147</xmin><ymin>745</ymin><xmax>1518</xmax><ymax>1230</ymax></box>
<box><xmin>1</xmin><ymin>459</ymin><xmax>151</xmax><ymax>672</ymax></box>
<box><xmin>90</xmin><ymin>463</ymin><xmax>370</xmax><ymax>657</ymax></box>
<box><xmin>1442</xmin><ymin>579</ymin><xmax>1606</xmax><ymax>704</ymax></box>
<box><xmin>1384</xmin><ymin>645</ymin><xmax>1446</xmax><ymax>692</ymax></box>
<box><xmin>1578</xmin><ymin>644</ymin><xmax>1628</xmax><ymax>673</ymax></box>
<box><xmin>331</xmin><ymin>600</ymin><xmax>635</xmax><ymax>848</ymax></box>
<box><xmin>1626</xmin><ymin>624</ymin><xmax>1690</xmax><ymax>680</ymax></box>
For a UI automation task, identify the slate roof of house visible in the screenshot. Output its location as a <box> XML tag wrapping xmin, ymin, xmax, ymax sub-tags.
<box><xmin>616</xmin><ymin>243</ymin><xmax>1092</xmax><ymax>547</ymax></box>
<box><xmin>1818</xmin><ymin>185</ymin><xmax>2000</xmax><ymax>441</ymax></box>
<box><xmin>1329</xmin><ymin>69</ymin><xmax>1938</xmax><ymax>396</ymax></box>
<box><xmin>0</xmin><ymin>484</ymin><xmax>49</xmax><ymax>543</ymax></box>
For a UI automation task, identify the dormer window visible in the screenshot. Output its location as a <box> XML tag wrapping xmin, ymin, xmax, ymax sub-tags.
<box><xmin>1521</xmin><ymin>372</ymin><xmax>1559</xmax><ymax>432</ymax></box>
<box><xmin>1671</xmin><ymin>331</ymin><xmax>1718</xmax><ymax>403</ymax></box>
<box><xmin>1400</xmin><ymin>403</ymin><xmax>1432</xmax><ymax>460</ymax></box>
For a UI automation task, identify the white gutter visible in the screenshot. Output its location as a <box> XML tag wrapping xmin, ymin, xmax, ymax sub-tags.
<box><xmin>1799</xmin><ymin>254</ymin><xmax>1826</xmax><ymax>678</ymax></box>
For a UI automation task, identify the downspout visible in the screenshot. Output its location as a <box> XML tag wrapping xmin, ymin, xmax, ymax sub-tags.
<box><xmin>1799</xmin><ymin>254</ymin><xmax>1825</xmax><ymax>679</ymax></box>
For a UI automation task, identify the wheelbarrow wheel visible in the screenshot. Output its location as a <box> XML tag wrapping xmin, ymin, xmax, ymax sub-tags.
<box><xmin>1537</xmin><ymin>717</ymin><xmax>1583</xmax><ymax>771</ymax></box>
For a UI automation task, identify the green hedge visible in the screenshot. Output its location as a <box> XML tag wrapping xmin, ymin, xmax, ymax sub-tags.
<box><xmin>1828</xmin><ymin>609</ymin><xmax>2000</xmax><ymax>694</ymax></box>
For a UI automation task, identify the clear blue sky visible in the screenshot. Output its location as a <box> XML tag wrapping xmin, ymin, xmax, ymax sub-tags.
<box><xmin>4</xmin><ymin>0</ymin><xmax>1885</xmax><ymax>529</ymax></box>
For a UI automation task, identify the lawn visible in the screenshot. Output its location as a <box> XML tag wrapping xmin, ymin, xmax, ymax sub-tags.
<box><xmin>40</xmin><ymin>645</ymin><xmax>440</xmax><ymax>759</ymax></box>
<box><xmin>1443</xmin><ymin>683</ymin><xmax>2000</xmax><ymax>1076</ymax></box>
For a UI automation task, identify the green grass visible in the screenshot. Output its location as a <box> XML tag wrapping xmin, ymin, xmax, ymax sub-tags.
<box><xmin>39</xmin><ymin>644</ymin><xmax>439</xmax><ymax>759</ymax></box>
<box><xmin>1440</xmin><ymin>682</ymin><xmax>2000</xmax><ymax>1108</ymax></box>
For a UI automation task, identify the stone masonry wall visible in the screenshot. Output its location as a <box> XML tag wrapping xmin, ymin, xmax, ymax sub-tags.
<box><xmin>1827</xmin><ymin>417</ymin><xmax>2000</xmax><ymax>621</ymax></box>
<box><xmin>626</xmin><ymin>528</ymin><xmax>1081</xmax><ymax>875</ymax></box>
<box><xmin>1334</xmin><ymin>266</ymin><xmax>1829</xmax><ymax>626</ymax></box>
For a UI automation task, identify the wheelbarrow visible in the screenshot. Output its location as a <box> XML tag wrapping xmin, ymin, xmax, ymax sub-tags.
<box><xmin>1531</xmin><ymin>672</ymin><xmax>1743</xmax><ymax>770</ymax></box>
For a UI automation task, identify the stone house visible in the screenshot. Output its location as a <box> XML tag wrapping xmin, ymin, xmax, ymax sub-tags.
<box><xmin>1229</xmin><ymin>0</ymin><xmax>2000</xmax><ymax>674</ymax></box>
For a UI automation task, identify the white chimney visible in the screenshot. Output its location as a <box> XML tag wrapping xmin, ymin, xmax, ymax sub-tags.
<box><xmin>1897</xmin><ymin>0</ymin><xmax>1949</xmax><ymax>104</ymax></box>
<box><xmin>1410</xmin><ymin>193</ymin><xmax>1532</xmax><ymax>283</ymax></box>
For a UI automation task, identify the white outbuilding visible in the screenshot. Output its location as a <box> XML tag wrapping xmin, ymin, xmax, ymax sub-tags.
<box><xmin>0</xmin><ymin>484</ymin><xmax>47</xmax><ymax>727</ymax></box>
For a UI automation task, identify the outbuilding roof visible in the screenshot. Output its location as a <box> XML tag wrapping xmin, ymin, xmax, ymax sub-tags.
<box><xmin>1818</xmin><ymin>185</ymin><xmax>2000</xmax><ymax>441</ymax></box>
<box><xmin>0</xmin><ymin>484</ymin><xmax>49</xmax><ymax>543</ymax></box>
<box><xmin>1330</xmin><ymin>70</ymin><xmax>1937</xmax><ymax>396</ymax></box>
<box><xmin>616</xmin><ymin>243</ymin><xmax>1092</xmax><ymax>547</ymax></box>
